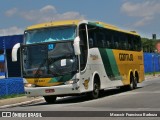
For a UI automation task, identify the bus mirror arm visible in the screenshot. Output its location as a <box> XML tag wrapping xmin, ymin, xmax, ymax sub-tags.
<box><xmin>73</xmin><ymin>36</ymin><xmax>81</xmax><ymax>55</ymax></box>
<box><xmin>12</xmin><ymin>43</ymin><xmax>21</xmax><ymax>62</ymax></box>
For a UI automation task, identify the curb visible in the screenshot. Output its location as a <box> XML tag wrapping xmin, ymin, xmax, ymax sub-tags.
<box><xmin>145</xmin><ymin>74</ymin><xmax>160</xmax><ymax>80</ymax></box>
<box><xmin>0</xmin><ymin>97</ymin><xmax>44</xmax><ymax>109</ymax></box>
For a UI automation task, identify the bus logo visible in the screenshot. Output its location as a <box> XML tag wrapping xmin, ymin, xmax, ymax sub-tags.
<box><xmin>119</xmin><ymin>53</ymin><xmax>133</xmax><ymax>61</ymax></box>
<box><xmin>83</xmin><ymin>79</ymin><xmax>89</xmax><ymax>90</ymax></box>
<box><xmin>90</xmin><ymin>54</ymin><xmax>99</xmax><ymax>60</ymax></box>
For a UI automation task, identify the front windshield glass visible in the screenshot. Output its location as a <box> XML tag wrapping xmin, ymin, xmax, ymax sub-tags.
<box><xmin>25</xmin><ymin>26</ymin><xmax>76</xmax><ymax>44</ymax></box>
<box><xmin>22</xmin><ymin>42</ymin><xmax>78</xmax><ymax>77</ymax></box>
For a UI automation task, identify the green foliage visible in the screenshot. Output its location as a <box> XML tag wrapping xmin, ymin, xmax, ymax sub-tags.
<box><xmin>141</xmin><ymin>38</ymin><xmax>157</xmax><ymax>52</ymax></box>
<box><xmin>0</xmin><ymin>94</ymin><xmax>25</xmax><ymax>100</ymax></box>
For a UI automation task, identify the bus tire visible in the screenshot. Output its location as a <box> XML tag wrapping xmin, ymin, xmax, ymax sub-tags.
<box><xmin>89</xmin><ymin>76</ymin><xmax>100</xmax><ymax>99</ymax></box>
<box><xmin>134</xmin><ymin>75</ymin><xmax>138</xmax><ymax>89</ymax></box>
<box><xmin>129</xmin><ymin>74</ymin><xmax>137</xmax><ymax>90</ymax></box>
<box><xmin>44</xmin><ymin>95</ymin><xmax>57</xmax><ymax>104</ymax></box>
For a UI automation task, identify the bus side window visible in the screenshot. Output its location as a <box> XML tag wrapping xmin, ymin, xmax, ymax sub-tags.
<box><xmin>133</xmin><ymin>36</ymin><xmax>141</xmax><ymax>51</ymax></box>
<box><xmin>114</xmin><ymin>32</ymin><xmax>119</xmax><ymax>49</ymax></box>
<box><xmin>105</xmin><ymin>30</ymin><xmax>111</xmax><ymax>49</ymax></box>
<box><xmin>89</xmin><ymin>38</ymin><xmax>94</xmax><ymax>48</ymax></box>
<box><xmin>108</xmin><ymin>30</ymin><xmax>116</xmax><ymax>49</ymax></box>
<box><xmin>106</xmin><ymin>40</ymin><xmax>109</xmax><ymax>48</ymax></box>
<box><xmin>128</xmin><ymin>35</ymin><xmax>133</xmax><ymax>51</ymax></box>
<box><xmin>133</xmin><ymin>37</ymin><xmax>136</xmax><ymax>51</ymax></box>
<box><xmin>102</xmin><ymin>40</ymin><xmax>106</xmax><ymax>48</ymax></box>
<box><xmin>119</xmin><ymin>33</ymin><xmax>124</xmax><ymax>50</ymax></box>
<box><xmin>88</xmin><ymin>25</ymin><xmax>97</xmax><ymax>48</ymax></box>
<box><xmin>123</xmin><ymin>35</ymin><xmax>128</xmax><ymax>50</ymax></box>
<box><xmin>115</xmin><ymin>41</ymin><xmax>119</xmax><ymax>49</ymax></box>
<box><xmin>97</xmin><ymin>32</ymin><xmax>105</xmax><ymax>48</ymax></box>
<box><xmin>137</xmin><ymin>37</ymin><xmax>142</xmax><ymax>51</ymax></box>
<box><xmin>110</xmin><ymin>35</ymin><xmax>115</xmax><ymax>49</ymax></box>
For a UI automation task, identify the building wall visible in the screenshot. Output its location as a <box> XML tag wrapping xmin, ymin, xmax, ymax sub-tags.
<box><xmin>0</xmin><ymin>35</ymin><xmax>23</xmax><ymax>78</ymax></box>
<box><xmin>0</xmin><ymin>78</ymin><xmax>24</xmax><ymax>96</ymax></box>
<box><xmin>6</xmin><ymin>49</ymin><xmax>21</xmax><ymax>77</ymax></box>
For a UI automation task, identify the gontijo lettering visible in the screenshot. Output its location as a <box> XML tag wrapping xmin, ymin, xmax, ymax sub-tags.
<box><xmin>119</xmin><ymin>53</ymin><xmax>133</xmax><ymax>61</ymax></box>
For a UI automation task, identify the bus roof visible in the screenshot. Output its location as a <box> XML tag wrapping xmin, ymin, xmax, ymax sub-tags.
<box><xmin>26</xmin><ymin>20</ymin><xmax>139</xmax><ymax>36</ymax></box>
<box><xmin>26</xmin><ymin>20</ymin><xmax>81</xmax><ymax>30</ymax></box>
<box><xmin>88</xmin><ymin>21</ymin><xmax>140</xmax><ymax>36</ymax></box>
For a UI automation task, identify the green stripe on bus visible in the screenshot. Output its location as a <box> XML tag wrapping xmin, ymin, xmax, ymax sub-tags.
<box><xmin>49</xmin><ymin>74</ymin><xmax>73</xmax><ymax>83</ymax></box>
<box><xmin>98</xmin><ymin>48</ymin><xmax>121</xmax><ymax>80</ymax></box>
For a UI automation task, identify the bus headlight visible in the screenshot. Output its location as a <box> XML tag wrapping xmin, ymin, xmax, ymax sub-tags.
<box><xmin>24</xmin><ymin>83</ymin><xmax>35</xmax><ymax>87</ymax></box>
<box><xmin>65</xmin><ymin>80</ymin><xmax>74</xmax><ymax>85</ymax></box>
<box><xmin>65</xmin><ymin>79</ymin><xmax>79</xmax><ymax>85</ymax></box>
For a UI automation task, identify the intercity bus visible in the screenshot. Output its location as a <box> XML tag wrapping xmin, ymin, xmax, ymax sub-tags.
<box><xmin>12</xmin><ymin>20</ymin><xmax>144</xmax><ymax>103</ymax></box>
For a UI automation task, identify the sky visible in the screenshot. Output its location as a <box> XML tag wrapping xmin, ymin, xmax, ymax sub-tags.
<box><xmin>0</xmin><ymin>0</ymin><xmax>160</xmax><ymax>39</ymax></box>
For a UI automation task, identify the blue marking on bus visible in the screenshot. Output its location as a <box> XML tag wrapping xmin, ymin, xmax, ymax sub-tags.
<box><xmin>48</xmin><ymin>44</ymin><xmax>55</xmax><ymax>50</ymax></box>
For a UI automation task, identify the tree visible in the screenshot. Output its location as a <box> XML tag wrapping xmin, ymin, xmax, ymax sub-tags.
<box><xmin>141</xmin><ymin>38</ymin><xmax>156</xmax><ymax>53</ymax></box>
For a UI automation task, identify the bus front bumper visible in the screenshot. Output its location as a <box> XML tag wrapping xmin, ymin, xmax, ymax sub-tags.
<box><xmin>25</xmin><ymin>84</ymin><xmax>80</xmax><ymax>97</ymax></box>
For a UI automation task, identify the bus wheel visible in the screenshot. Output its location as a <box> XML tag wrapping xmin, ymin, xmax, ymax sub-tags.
<box><xmin>44</xmin><ymin>95</ymin><xmax>57</xmax><ymax>104</ymax></box>
<box><xmin>130</xmin><ymin>74</ymin><xmax>137</xmax><ymax>90</ymax></box>
<box><xmin>134</xmin><ymin>75</ymin><xmax>138</xmax><ymax>89</ymax></box>
<box><xmin>90</xmin><ymin>80</ymin><xmax>100</xmax><ymax>99</ymax></box>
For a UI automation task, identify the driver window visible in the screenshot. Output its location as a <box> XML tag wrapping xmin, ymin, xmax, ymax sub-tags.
<box><xmin>79</xmin><ymin>24</ymin><xmax>88</xmax><ymax>71</ymax></box>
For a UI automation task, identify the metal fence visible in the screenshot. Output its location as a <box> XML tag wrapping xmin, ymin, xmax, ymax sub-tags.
<box><xmin>144</xmin><ymin>52</ymin><xmax>160</xmax><ymax>73</ymax></box>
<box><xmin>0</xmin><ymin>78</ymin><xmax>24</xmax><ymax>97</ymax></box>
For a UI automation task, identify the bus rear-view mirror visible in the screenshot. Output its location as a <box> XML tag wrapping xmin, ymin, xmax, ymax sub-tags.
<box><xmin>73</xmin><ymin>36</ymin><xmax>81</xmax><ymax>55</ymax></box>
<box><xmin>12</xmin><ymin>43</ymin><xmax>20</xmax><ymax>62</ymax></box>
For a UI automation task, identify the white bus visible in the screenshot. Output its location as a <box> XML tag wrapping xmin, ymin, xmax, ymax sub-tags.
<box><xmin>12</xmin><ymin>20</ymin><xmax>144</xmax><ymax>103</ymax></box>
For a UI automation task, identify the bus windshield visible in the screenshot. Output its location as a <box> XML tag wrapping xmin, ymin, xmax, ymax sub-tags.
<box><xmin>25</xmin><ymin>26</ymin><xmax>76</xmax><ymax>44</ymax></box>
<box><xmin>22</xmin><ymin>42</ymin><xmax>78</xmax><ymax>77</ymax></box>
